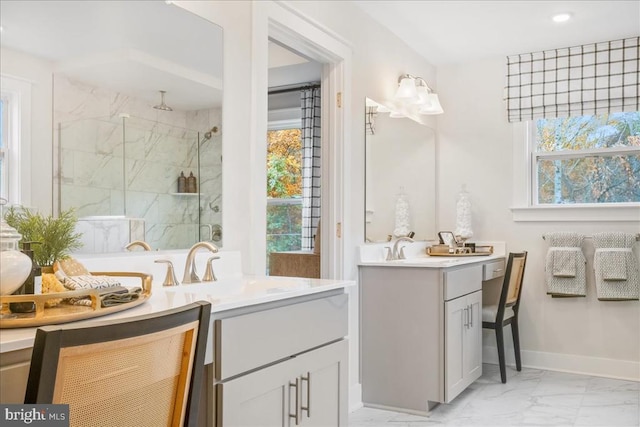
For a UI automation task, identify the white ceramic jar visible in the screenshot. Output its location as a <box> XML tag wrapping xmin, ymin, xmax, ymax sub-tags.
<box><xmin>0</xmin><ymin>217</ymin><xmax>32</xmax><ymax>295</ymax></box>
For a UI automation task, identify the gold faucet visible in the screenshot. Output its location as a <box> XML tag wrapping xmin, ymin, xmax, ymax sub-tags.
<box><xmin>125</xmin><ymin>240</ymin><xmax>151</xmax><ymax>251</ymax></box>
<box><xmin>183</xmin><ymin>241</ymin><xmax>219</xmax><ymax>284</ymax></box>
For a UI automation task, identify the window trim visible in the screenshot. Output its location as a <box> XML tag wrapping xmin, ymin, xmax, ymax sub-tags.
<box><xmin>510</xmin><ymin>120</ymin><xmax>640</xmax><ymax>222</ymax></box>
<box><xmin>0</xmin><ymin>74</ymin><xmax>32</xmax><ymax>206</ymax></box>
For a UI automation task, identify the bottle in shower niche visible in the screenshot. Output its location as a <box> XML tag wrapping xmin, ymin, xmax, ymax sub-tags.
<box><xmin>178</xmin><ymin>171</ymin><xmax>187</xmax><ymax>193</ymax></box>
<box><xmin>187</xmin><ymin>172</ymin><xmax>197</xmax><ymax>194</ymax></box>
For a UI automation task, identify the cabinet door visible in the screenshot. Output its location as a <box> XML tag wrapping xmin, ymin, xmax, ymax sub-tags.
<box><xmin>445</xmin><ymin>294</ymin><xmax>467</xmax><ymax>402</ymax></box>
<box><xmin>464</xmin><ymin>291</ymin><xmax>483</xmax><ymax>383</ymax></box>
<box><xmin>217</xmin><ymin>340</ymin><xmax>348</xmax><ymax>427</ymax></box>
<box><xmin>298</xmin><ymin>340</ymin><xmax>348</xmax><ymax>426</ymax></box>
<box><xmin>445</xmin><ymin>291</ymin><xmax>483</xmax><ymax>403</ymax></box>
<box><xmin>217</xmin><ymin>356</ymin><xmax>296</xmax><ymax>427</ymax></box>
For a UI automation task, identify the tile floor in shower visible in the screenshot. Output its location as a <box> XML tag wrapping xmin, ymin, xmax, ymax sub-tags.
<box><xmin>348</xmin><ymin>363</ymin><xmax>639</xmax><ymax>426</ymax></box>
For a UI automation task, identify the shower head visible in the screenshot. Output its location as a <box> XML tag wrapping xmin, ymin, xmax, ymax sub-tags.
<box><xmin>153</xmin><ymin>90</ymin><xmax>173</xmax><ymax>111</ymax></box>
<box><xmin>200</xmin><ymin>126</ymin><xmax>220</xmax><ymax>143</ymax></box>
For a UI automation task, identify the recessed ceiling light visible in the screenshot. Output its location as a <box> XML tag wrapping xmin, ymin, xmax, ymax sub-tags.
<box><xmin>552</xmin><ymin>13</ymin><xmax>572</xmax><ymax>23</ymax></box>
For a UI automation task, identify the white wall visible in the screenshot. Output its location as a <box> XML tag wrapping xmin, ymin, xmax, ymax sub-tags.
<box><xmin>437</xmin><ymin>57</ymin><xmax>640</xmax><ymax>380</ymax></box>
<box><xmin>0</xmin><ymin>47</ymin><xmax>53</xmax><ymax>214</ymax></box>
<box><xmin>178</xmin><ymin>0</ymin><xmax>440</xmax><ymax>410</ymax></box>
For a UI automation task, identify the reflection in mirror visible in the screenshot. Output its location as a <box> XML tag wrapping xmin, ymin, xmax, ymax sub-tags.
<box><xmin>0</xmin><ymin>1</ymin><xmax>223</xmax><ymax>252</ymax></box>
<box><xmin>365</xmin><ymin>98</ymin><xmax>436</xmax><ymax>243</ymax></box>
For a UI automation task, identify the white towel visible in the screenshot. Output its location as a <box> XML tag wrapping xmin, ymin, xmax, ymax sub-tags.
<box><xmin>62</xmin><ymin>275</ymin><xmax>122</xmax><ymax>291</ymax></box>
<box><xmin>551</xmin><ymin>248</ymin><xmax>579</xmax><ymax>277</ymax></box>
<box><xmin>544</xmin><ymin>233</ymin><xmax>586</xmax><ymax>297</ymax></box>
<box><xmin>592</xmin><ymin>233</ymin><xmax>639</xmax><ymax>301</ymax></box>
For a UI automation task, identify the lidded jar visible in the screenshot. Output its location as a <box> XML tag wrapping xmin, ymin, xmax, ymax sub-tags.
<box><xmin>0</xmin><ymin>212</ymin><xmax>32</xmax><ymax>295</ymax></box>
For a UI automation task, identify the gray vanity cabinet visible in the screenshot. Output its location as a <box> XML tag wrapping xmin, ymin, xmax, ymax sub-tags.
<box><xmin>214</xmin><ymin>291</ymin><xmax>349</xmax><ymax>426</ymax></box>
<box><xmin>360</xmin><ymin>262</ymin><xmax>490</xmax><ymax>414</ymax></box>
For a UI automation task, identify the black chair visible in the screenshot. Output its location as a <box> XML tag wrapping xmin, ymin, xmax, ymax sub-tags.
<box><xmin>25</xmin><ymin>301</ymin><xmax>211</xmax><ymax>427</ymax></box>
<box><xmin>482</xmin><ymin>252</ymin><xmax>527</xmax><ymax>383</ymax></box>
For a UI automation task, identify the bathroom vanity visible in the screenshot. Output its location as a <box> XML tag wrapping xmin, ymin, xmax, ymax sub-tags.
<box><xmin>358</xmin><ymin>242</ymin><xmax>505</xmax><ymax>415</ymax></box>
<box><xmin>0</xmin><ymin>250</ymin><xmax>354</xmax><ymax>426</ymax></box>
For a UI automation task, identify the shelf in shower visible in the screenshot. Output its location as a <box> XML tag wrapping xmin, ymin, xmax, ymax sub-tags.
<box><xmin>169</xmin><ymin>192</ymin><xmax>200</xmax><ymax>196</ymax></box>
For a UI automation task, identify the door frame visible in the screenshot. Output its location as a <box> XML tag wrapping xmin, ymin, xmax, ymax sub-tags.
<box><xmin>252</xmin><ymin>1</ymin><xmax>352</xmax><ymax>279</ymax></box>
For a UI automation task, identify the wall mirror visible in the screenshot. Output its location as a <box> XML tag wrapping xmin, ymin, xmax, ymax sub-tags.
<box><xmin>0</xmin><ymin>1</ymin><xmax>223</xmax><ymax>252</ymax></box>
<box><xmin>365</xmin><ymin>98</ymin><xmax>436</xmax><ymax>243</ymax></box>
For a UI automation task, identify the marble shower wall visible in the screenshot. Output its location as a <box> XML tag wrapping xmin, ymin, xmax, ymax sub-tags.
<box><xmin>54</xmin><ymin>74</ymin><xmax>222</xmax><ymax>252</ymax></box>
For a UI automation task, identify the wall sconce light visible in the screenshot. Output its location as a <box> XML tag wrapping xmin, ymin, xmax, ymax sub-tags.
<box><xmin>393</xmin><ymin>74</ymin><xmax>444</xmax><ymax>115</ymax></box>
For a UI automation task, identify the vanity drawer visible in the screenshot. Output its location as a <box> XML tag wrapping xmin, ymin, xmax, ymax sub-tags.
<box><xmin>215</xmin><ymin>293</ymin><xmax>348</xmax><ymax>380</ymax></box>
<box><xmin>483</xmin><ymin>259</ymin><xmax>506</xmax><ymax>281</ymax></box>
<box><xmin>443</xmin><ymin>265</ymin><xmax>482</xmax><ymax>301</ymax></box>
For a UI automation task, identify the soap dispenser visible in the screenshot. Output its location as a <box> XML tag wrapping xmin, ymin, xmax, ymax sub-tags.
<box><xmin>178</xmin><ymin>171</ymin><xmax>187</xmax><ymax>193</ymax></box>
<box><xmin>187</xmin><ymin>172</ymin><xmax>197</xmax><ymax>194</ymax></box>
<box><xmin>9</xmin><ymin>241</ymin><xmax>41</xmax><ymax>313</ymax></box>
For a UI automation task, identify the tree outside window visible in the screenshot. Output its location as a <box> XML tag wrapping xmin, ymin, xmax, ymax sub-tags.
<box><xmin>267</xmin><ymin>128</ymin><xmax>303</xmax><ymax>265</ymax></box>
<box><xmin>534</xmin><ymin>112</ymin><xmax>640</xmax><ymax>204</ymax></box>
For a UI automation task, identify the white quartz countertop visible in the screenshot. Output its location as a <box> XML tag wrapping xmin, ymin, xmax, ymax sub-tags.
<box><xmin>359</xmin><ymin>253</ymin><xmax>505</xmax><ymax>268</ymax></box>
<box><xmin>358</xmin><ymin>241</ymin><xmax>506</xmax><ymax>268</ymax></box>
<box><xmin>0</xmin><ymin>275</ymin><xmax>355</xmax><ymax>354</ymax></box>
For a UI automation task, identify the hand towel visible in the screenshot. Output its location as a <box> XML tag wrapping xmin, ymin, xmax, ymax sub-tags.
<box><xmin>592</xmin><ymin>233</ymin><xmax>639</xmax><ymax>301</ymax></box>
<box><xmin>598</xmin><ymin>249</ymin><xmax>630</xmax><ymax>281</ymax></box>
<box><xmin>61</xmin><ymin>274</ymin><xmax>122</xmax><ymax>291</ymax></box>
<box><xmin>552</xmin><ymin>248</ymin><xmax>577</xmax><ymax>277</ymax></box>
<box><xmin>544</xmin><ymin>232</ymin><xmax>586</xmax><ymax>297</ymax></box>
<box><xmin>101</xmin><ymin>287</ymin><xmax>142</xmax><ymax>307</ymax></box>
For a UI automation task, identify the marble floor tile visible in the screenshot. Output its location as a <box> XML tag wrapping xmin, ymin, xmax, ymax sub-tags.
<box><xmin>349</xmin><ymin>364</ymin><xmax>640</xmax><ymax>427</ymax></box>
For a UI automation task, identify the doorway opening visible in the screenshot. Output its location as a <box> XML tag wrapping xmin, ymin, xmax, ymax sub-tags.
<box><xmin>266</xmin><ymin>41</ymin><xmax>323</xmax><ymax>278</ymax></box>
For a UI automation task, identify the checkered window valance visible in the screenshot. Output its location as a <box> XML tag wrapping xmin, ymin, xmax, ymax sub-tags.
<box><xmin>505</xmin><ymin>37</ymin><xmax>639</xmax><ymax>123</ymax></box>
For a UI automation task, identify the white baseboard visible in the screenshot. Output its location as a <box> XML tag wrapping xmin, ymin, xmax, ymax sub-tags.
<box><xmin>349</xmin><ymin>383</ymin><xmax>363</xmax><ymax>413</ymax></box>
<box><xmin>483</xmin><ymin>345</ymin><xmax>640</xmax><ymax>381</ymax></box>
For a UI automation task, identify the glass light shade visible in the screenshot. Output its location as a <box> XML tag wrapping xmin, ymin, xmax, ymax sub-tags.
<box><xmin>415</xmin><ymin>85</ymin><xmax>430</xmax><ymax>105</ymax></box>
<box><xmin>419</xmin><ymin>93</ymin><xmax>444</xmax><ymax>114</ymax></box>
<box><xmin>394</xmin><ymin>77</ymin><xmax>417</xmax><ymax>102</ymax></box>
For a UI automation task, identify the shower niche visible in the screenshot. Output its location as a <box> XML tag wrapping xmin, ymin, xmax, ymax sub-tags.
<box><xmin>57</xmin><ymin>94</ymin><xmax>222</xmax><ymax>252</ymax></box>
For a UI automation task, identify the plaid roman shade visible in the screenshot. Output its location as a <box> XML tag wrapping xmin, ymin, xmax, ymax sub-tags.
<box><xmin>505</xmin><ymin>37</ymin><xmax>639</xmax><ymax>122</ymax></box>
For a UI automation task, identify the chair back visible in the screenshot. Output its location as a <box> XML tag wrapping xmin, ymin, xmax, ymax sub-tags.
<box><xmin>25</xmin><ymin>301</ymin><xmax>211</xmax><ymax>427</ymax></box>
<box><xmin>498</xmin><ymin>252</ymin><xmax>528</xmax><ymax>318</ymax></box>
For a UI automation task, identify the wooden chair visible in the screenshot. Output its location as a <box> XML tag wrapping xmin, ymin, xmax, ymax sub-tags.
<box><xmin>482</xmin><ymin>252</ymin><xmax>527</xmax><ymax>383</ymax></box>
<box><xmin>25</xmin><ymin>301</ymin><xmax>211</xmax><ymax>427</ymax></box>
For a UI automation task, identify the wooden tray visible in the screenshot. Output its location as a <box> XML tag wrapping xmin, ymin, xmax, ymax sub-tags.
<box><xmin>0</xmin><ymin>272</ymin><xmax>152</xmax><ymax>329</ymax></box>
<box><xmin>426</xmin><ymin>246</ymin><xmax>493</xmax><ymax>257</ymax></box>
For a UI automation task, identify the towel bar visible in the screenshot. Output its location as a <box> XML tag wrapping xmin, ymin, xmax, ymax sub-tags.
<box><xmin>543</xmin><ymin>233</ymin><xmax>640</xmax><ymax>241</ymax></box>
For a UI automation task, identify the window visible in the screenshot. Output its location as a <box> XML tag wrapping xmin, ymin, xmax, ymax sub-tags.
<box><xmin>0</xmin><ymin>75</ymin><xmax>32</xmax><ymax>206</ymax></box>
<box><xmin>532</xmin><ymin>112</ymin><xmax>640</xmax><ymax>205</ymax></box>
<box><xmin>266</xmin><ymin>126</ymin><xmax>303</xmax><ymax>269</ymax></box>
<box><xmin>0</xmin><ymin>96</ymin><xmax>7</xmax><ymax>200</ymax></box>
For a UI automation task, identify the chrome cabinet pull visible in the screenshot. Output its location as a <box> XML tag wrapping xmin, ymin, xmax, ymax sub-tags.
<box><xmin>289</xmin><ymin>378</ymin><xmax>300</xmax><ymax>425</ymax></box>
<box><xmin>463</xmin><ymin>307</ymin><xmax>469</xmax><ymax>328</ymax></box>
<box><xmin>301</xmin><ymin>372</ymin><xmax>311</xmax><ymax>417</ymax></box>
<box><xmin>469</xmin><ymin>304</ymin><xmax>473</xmax><ymax>328</ymax></box>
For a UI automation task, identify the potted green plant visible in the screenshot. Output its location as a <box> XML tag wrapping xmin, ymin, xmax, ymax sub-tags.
<box><xmin>3</xmin><ymin>206</ymin><xmax>83</xmax><ymax>269</ymax></box>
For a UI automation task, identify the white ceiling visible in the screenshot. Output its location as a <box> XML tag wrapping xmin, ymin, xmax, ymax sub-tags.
<box><xmin>353</xmin><ymin>1</ymin><xmax>640</xmax><ymax>66</ymax></box>
<box><xmin>0</xmin><ymin>1</ymin><xmax>223</xmax><ymax>110</ymax></box>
